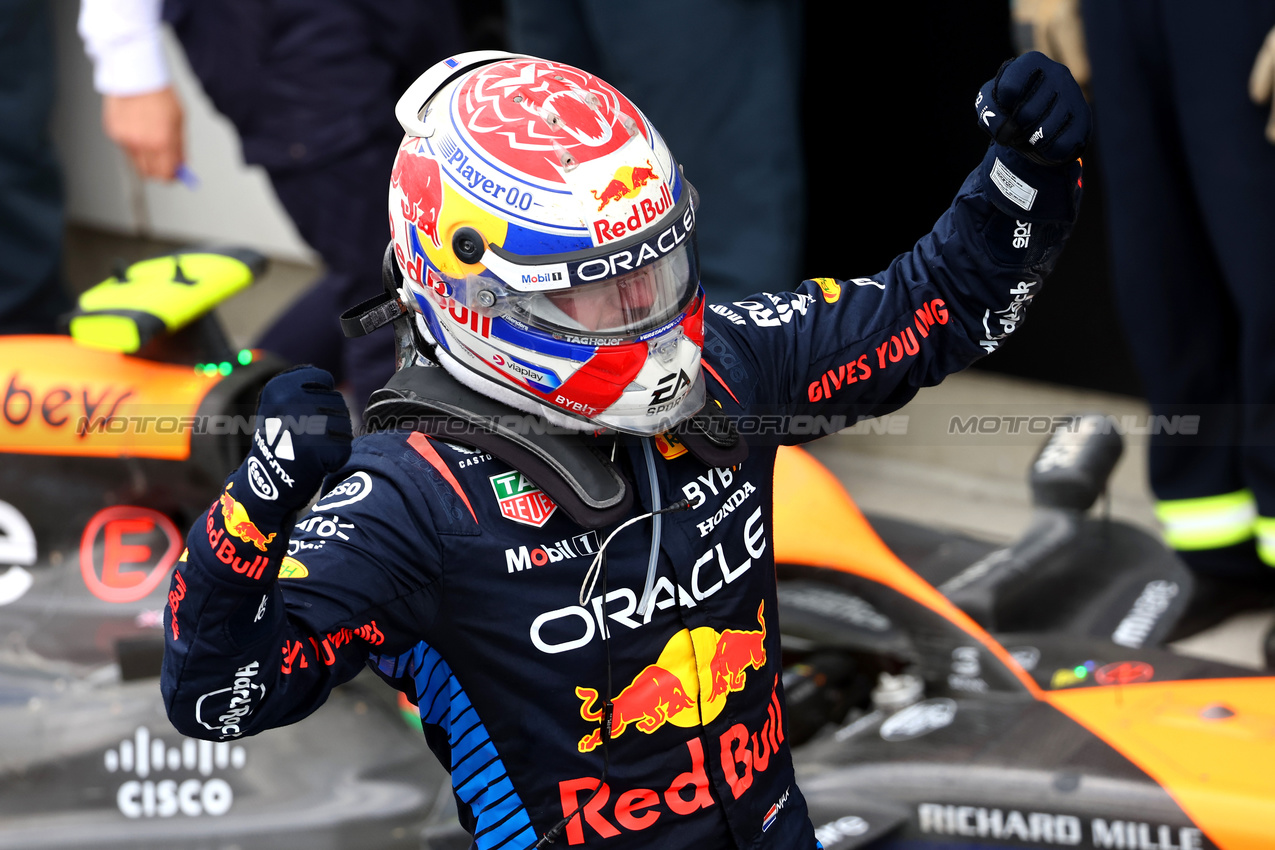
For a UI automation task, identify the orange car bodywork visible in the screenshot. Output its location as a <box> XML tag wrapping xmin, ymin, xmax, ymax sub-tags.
<box><xmin>772</xmin><ymin>445</ymin><xmax>1275</xmax><ymax>850</ymax></box>
<box><xmin>0</xmin><ymin>336</ymin><xmax>220</xmax><ymax>460</ymax></box>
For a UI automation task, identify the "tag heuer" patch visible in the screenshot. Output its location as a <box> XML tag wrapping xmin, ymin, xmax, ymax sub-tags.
<box><xmin>489</xmin><ymin>471</ymin><xmax>557</xmax><ymax>527</ymax></box>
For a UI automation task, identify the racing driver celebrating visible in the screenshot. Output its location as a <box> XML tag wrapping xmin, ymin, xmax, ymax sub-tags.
<box><xmin>161</xmin><ymin>50</ymin><xmax>1089</xmax><ymax>849</ymax></box>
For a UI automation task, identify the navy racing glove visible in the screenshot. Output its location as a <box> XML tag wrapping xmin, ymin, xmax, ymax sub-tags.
<box><xmin>230</xmin><ymin>365</ymin><xmax>353</xmax><ymax>526</ymax></box>
<box><xmin>975</xmin><ymin>51</ymin><xmax>1091</xmax><ymax>166</ymax></box>
<box><xmin>176</xmin><ymin>365</ymin><xmax>351</xmax><ymax>600</ymax></box>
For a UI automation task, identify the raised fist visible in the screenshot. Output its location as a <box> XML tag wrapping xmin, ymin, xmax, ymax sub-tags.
<box><xmin>237</xmin><ymin>366</ymin><xmax>353</xmax><ymax>515</ymax></box>
<box><xmin>976</xmin><ymin>51</ymin><xmax>1091</xmax><ymax>166</ymax></box>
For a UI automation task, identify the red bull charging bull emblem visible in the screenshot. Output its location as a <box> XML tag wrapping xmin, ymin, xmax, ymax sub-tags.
<box><xmin>707</xmin><ymin>602</ymin><xmax>768</xmax><ymax>700</ymax></box>
<box><xmin>220</xmin><ymin>484</ymin><xmax>276</xmax><ymax>552</ymax></box>
<box><xmin>590</xmin><ymin>168</ymin><xmax>673</xmax><ymax>244</ymax></box>
<box><xmin>391</xmin><ymin>140</ymin><xmax>445</xmax><ymax>252</ymax></box>
<box><xmin>574</xmin><ymin>602</ymin><xmax>767</xmax><ymax>753</ymax></box>
<box><xmin>201</xmin><ymin>485</ymin><xmax>272</xmax><ymax>581</ymax></box>
<box><xmin>560</xmin><ymin>603</ymin><xmax>784</xmax><ymax>844</ymax></box>
<box><xmin>591</xmin><ymin>160</ymin><xmax>660</xmax><ymax>211</ymax></box>
<box><xmin>576</xmin><ymin>664</ymin><xmax>694</xmax><ymax>753</ymax></box>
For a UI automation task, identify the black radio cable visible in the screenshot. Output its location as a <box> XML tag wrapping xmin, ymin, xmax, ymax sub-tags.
<box><xmin>533</xmin><ymin>498</ymin><xmax>691</xmax><ymax>848</ymax></box>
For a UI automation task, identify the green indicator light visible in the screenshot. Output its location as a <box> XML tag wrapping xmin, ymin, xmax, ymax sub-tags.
<box><xmin>1074</xmin><ymin>666</ymin><xmax>1087</xmax><ymax>678</ymax></box>
<box><xmin>194</xmin><ymin>363</ymin><xmax>204</xmax><ymax>374</ymax></box>
<box><xmin>218</xmin><ymin>361</ymin><xmax>232</xmax><ymax>376</ymax></box>
<box><xmin>237</xmin><ymin>349</ymin><xmax>253</xmax><ymax>366</ymax></box>
<box><xmin>204</xmin><ymin>364</ymin><xmax>219</xmax><ymax>377</ymax></box>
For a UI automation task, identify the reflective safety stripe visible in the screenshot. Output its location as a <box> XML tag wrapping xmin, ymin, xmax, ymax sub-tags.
<box><xmin>1256</xmin><ymin>517</ymin><xmax>1275</xmax><ymax>567</ymax></box>
<box><xmin>1155</xmin><ymin>490</ymin><xmax>1256</xmax><ymax>551</ymax></box>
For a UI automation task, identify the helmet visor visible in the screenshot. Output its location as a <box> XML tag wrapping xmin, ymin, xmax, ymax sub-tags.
<box><xmin>508</xmin><ymin>241</ymin><xmax>699</xmax><ymax>338</ymax></box>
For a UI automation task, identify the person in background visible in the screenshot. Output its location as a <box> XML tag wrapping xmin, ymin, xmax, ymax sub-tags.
<box><xmin>1015</xmin><ymin>0</ymin><xmax>1275</xmax><ymax>639</ymax></box>
<box><xmin>502</xmin><ymin>0</ymin><xmax>806</xmax><ymax>306</ymax></box>
<box><xmin>0</xmin><ymin>0</ymin><xmax>72</xmax><ymax>334</ymax></box>
<box><xmin>77</xmin><ymin>0</ymin><xmax>464</xmax><ymax>411</ymax></box>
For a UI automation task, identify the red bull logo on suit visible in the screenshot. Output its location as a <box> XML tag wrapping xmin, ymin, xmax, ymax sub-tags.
<box><xmin>219</xmin><ymin>484</ymin><xmax>275</xmax><ymax>552</ymax></box>
<box><xmin>707</xmin><ymin>602</ymin><xmax>767</xmax><ymax>699</ymax></box>
<box><xmin>573</xmin><ymin>601</ymin><xmax>768</xmax><ymax>753</ymax></box>
<box><xmin>575</xmin><ymin>664</ymin><xmax>695</xmax><ymax>753</ymax></box>
<box><xmin>560</xmin><ymin>605</ymin><xmax>786</xmax><ymax>845</ymax></box>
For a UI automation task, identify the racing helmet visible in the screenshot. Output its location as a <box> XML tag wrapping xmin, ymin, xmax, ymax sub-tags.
<box><xmin>388</xmin><ymin>51</ymin><xmax>705</xmax><ymax>436</ymax></box>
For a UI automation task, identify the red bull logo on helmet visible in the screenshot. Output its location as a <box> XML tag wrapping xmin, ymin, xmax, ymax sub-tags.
<box><xmin>592</xmin><ymin>173</ymin><xmax>673</xmax><ymax>245</ymax></box>
<box><xmin>592</xmin><ymin>184</ymin><xmax>674</xmax><ymax>245</ymax></box>
<box><xmin>413</xmin><ymin>269</ymin><xmax>494</xmax><ymax>340</ymax></box>
<box><xmin>591</xmin><ymin>160</ymin><xmax>660</xmax><ymax>212</ymax></box>
<box><xmin>391</xmin><ymin>140</ymin><xmax>444</xmax><ymax>251</ymax></box>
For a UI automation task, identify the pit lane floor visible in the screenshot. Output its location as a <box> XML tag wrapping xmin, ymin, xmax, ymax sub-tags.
<box><xmin>62</xmin><ymin>225</ymin><xmax>1273</xmax><ymax>670</ymax></box>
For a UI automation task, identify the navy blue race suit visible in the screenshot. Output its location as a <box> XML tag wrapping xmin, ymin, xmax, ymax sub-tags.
<box><xmin>160</xmin><ymin>143</ymin><xmax>1082</xmax><ymax>849</ymax></box>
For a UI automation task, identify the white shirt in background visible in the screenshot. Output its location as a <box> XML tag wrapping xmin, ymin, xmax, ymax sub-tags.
<box><xmin>77</xmin><ymin>0</ymin><xmax>169</xmax><ymax>95</ymax></box>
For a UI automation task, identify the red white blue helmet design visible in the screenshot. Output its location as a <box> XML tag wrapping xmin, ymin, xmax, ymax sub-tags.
<box><xmin>388</xmin><ymin>51</ymin><xmax>705</xmax><ymax>436</ymax></box>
